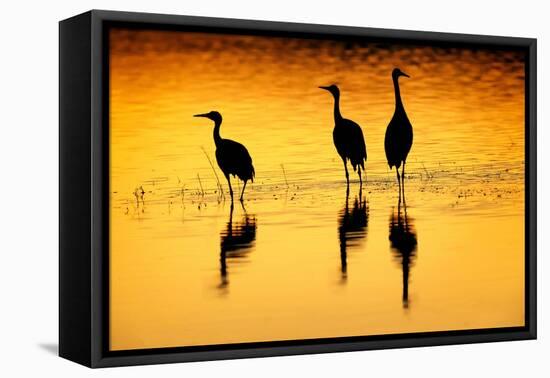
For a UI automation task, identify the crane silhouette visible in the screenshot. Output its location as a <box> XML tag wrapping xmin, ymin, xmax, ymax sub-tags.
<box><xmin>194</xmin><ymin>111</ymin><xmax>255</xmax><ymax>203</ymax></box>
<box><xmin>384</xmin><ymin>68</ymin><xmax>413</xmax><ymax>201</ymax></box>
<box><xmin>320</xmin><ymin>85</ymin><xmax>367</xmax><ymax>189</ymax></box>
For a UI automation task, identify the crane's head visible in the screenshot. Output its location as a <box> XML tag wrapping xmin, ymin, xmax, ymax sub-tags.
<box><xmin>194</xmin><ymin>111</ymin><xmax>222</xmax><ymax>124</ymax></box>
<box><xmin>392</xmin><ymin>68</ymin><xmax>410</xmax><ymax>80</ymax></box>
<box><xmin>319</xmin><ymin>84</ymin><xmax>340</xmax><ymax>97</ymax></box>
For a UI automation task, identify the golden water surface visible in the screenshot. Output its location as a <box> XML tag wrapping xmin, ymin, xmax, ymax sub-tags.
<box><xmin>109</xmin><ymin>28</ymin><xmax>526</xmax><ymax>351</ymax></box>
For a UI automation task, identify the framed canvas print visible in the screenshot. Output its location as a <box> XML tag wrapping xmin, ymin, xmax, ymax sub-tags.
<box><xmin>59</xmin><ymin>10</ymin><xmax>537</xmax><ymax>368</ymax></box>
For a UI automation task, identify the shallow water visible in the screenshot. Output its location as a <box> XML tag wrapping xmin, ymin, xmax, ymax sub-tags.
<box><xmin>109</xmin><ymin>29</ymin><xmax>525</xmax><ymax>350</ymax></box>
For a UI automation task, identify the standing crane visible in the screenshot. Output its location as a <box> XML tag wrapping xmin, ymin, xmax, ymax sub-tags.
<box><xmin>385</xmin><ymin>68</ymin><xmax>413</xmax><ymax>201</ymax></box>
<box><xmin>194</xmin><ymin>111</ymin><xmax>255</xmax><ymax>202</ymax></box>
<box><xmin>319</xmin><ymin>85</ymin><xmax>367</xmax><ymax>189</ymax></box>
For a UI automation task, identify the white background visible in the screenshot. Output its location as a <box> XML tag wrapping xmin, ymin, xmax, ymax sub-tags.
<box><xmin>0</xmin><ymin>0</ymin><xmax>546</xmax><ymax>376</ymax></box>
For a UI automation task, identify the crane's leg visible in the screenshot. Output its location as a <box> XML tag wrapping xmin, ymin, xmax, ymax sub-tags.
<box><xmin>225</xmin><ymin>175</ymin><xmax>234</xmax><ymax>203</ymax></box>
<box><xmin>358</xmin><ymin>166</ymin><xmax>363</xmax><ymax>187</ymax></box>
<box><xmin>396</xmin><ymin>167</ymin><xmax>402</xmax><ymax>203</ymax></box>
<box><xmin>401</xmin><ymin>161</ymin><xmax>406</xmax><ymax>204</ymax></box>
<box><xmin>240</xmin><ymin>180</ymin><xmax>247</xmax><ymax>202</ymax></box>
<box><xmin>343</xmin><ymin>159</ymin><xmax>349</xmax><ymax>187</ymax></box>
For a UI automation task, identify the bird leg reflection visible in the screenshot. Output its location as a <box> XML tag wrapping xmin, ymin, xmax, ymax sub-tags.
<box><xmin>338</xmin><ymin>190</ymin><xmax>369</xmax><ymax>283</ymax></box>
<box><xmin>389</xmin><ymin>200</ymin><xmax>417</xmax><ymax>308</ymax></box>
<box><xmin>219</xmin><ymin>203</ymin><xmax>257</xmax><ymax>291</ymax></box>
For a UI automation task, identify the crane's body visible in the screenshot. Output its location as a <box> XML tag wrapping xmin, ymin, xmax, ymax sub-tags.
<box><xmin>385</xmin><ymin>108</ymin><xmax>413</xmax><ymax>170</ymax></box>
<box><xmin>215</xmin><ymin>138</ymin><xmax>255</xmax><ymax>184</ymax></box>
<box><xmin>384</xmin><ymin>68</ymin><xmax>413</xmax><ymax>199</ymax></box>
<box><xmin>320</xmin><ymin>85</ymin><xmax>367</xmax><ymax>188</ymax></box>
<box><xmin>194</xmin><ymin>111</ymin><xmax>255</xmax><ymax>202</ymax></box>
<box><xmin>333</xmin><ymin>118</ymin><xmax>367</xmax><ymax>172</ymax></box>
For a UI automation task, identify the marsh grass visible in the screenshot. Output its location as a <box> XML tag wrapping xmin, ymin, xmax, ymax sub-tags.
<box><xmin>116</xmin><ymin>159</ymin><xmax>522</xmax><ymax>219</ymax></box>
<box><xmin>201</xmin><ymin>147</ymin><xmax>225</xmax><ymax>202</ymax></box>
<box><xmin>281</xmin><ymin>164</ymin><xmax>290</xmax><ymax>189</ymax></box>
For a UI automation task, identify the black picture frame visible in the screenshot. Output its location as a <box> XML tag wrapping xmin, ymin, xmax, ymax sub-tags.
<box><xmin>59</xmin><ymin>9</ymin><xmax>537</xmax><ymax>368</ymax></box>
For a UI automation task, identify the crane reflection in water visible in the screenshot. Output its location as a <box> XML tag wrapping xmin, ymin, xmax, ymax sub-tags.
<box><xmin>389</xmin><ymin>199</ymin><xmax>418</xmax><ymax>308</ymax></box>
<box><xmin>219</xmin><ymin>204</ymin><xmax>257</xmax><ymax>291</ymax></box>
<box><xmin>338</xmin><ymin>190</ymin><xmax>369</xmax><ymax>283</ymax></box>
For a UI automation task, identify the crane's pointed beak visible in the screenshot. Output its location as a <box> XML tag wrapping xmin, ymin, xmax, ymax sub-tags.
<box><xmin>319</xmin><ymin>86</ymin><xmax>330</xmax><ymax>91</ymax></box>
<box><xmin>193</xmin><ymin>113</ymin><xmax>209</xmax><ymax>118</ymax></box>
<box><xmin>401</xmin><ymin>71</ymin><xmax>410</xmax><ymax>78</ymax></box>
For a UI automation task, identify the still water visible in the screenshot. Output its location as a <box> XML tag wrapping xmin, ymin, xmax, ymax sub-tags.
<box><xmin>109</xmin><ymin>29</ymin><xmax>525</xmax><ymax>351</ymax></box>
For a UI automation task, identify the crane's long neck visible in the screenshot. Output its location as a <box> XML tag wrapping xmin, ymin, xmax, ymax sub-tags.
<box><xmin>213</xmin><ymin>120</ymin><xmax>222</xmax><ymax>147</ymax></box>
<box><xmin>333</xmin><ymin>93</ymin><xmax>343</xmax><ymax>122</ymax></box>
<box><xmin>393</xmin><ymin>77</ymin><xmax>404</xmax><ymax>112</ymax></box>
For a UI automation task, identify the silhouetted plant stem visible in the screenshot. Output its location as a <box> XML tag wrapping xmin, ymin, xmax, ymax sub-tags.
<box><xmin>201</xmin><ymin>146</ymin><xmax>225</xmax><ymax>201</ymax></box>
<box><xmin>281</xmin><ymin>164</ymin><xmax>290</xmax><ymax>189</ymax></box>
<box><xmin>197</xmin><ymin>173</ymin><xmax>205</xmax><ymax>197</ymax></box>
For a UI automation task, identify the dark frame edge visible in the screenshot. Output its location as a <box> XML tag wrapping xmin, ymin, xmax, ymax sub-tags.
<box><xmin>91</xmin><ymin>10</ymin><xmax>108</xmax><ymax>368</ymax></box>
<box><xmin>59</xmin><ymin>9</ymin><xmax>537</xmax><ymax>368</ymax></box>
<box><xmin>89</xmin><ymin>9</ymin><xmax>536</xmax><ymax>45</ymax></box>
<box><xmin>94</xmin><ymin>329</ymin><xmax>535</xmax><ymax>368</ymax></box>
<box><xmin>526</xmin><ymin>38</ymin><xmax>537</xmax><ymax>340</ymax></box>
<box><xmin>59</xmin><ymin>11</ymin><xmax>94</xmax><ymax>367</ymax></box>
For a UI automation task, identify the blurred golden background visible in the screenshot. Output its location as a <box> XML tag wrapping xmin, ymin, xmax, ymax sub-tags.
<box><xmin>109</xmin><ymin>28</ymin><xmax>525</xmax><ymax>351</ymax></box>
